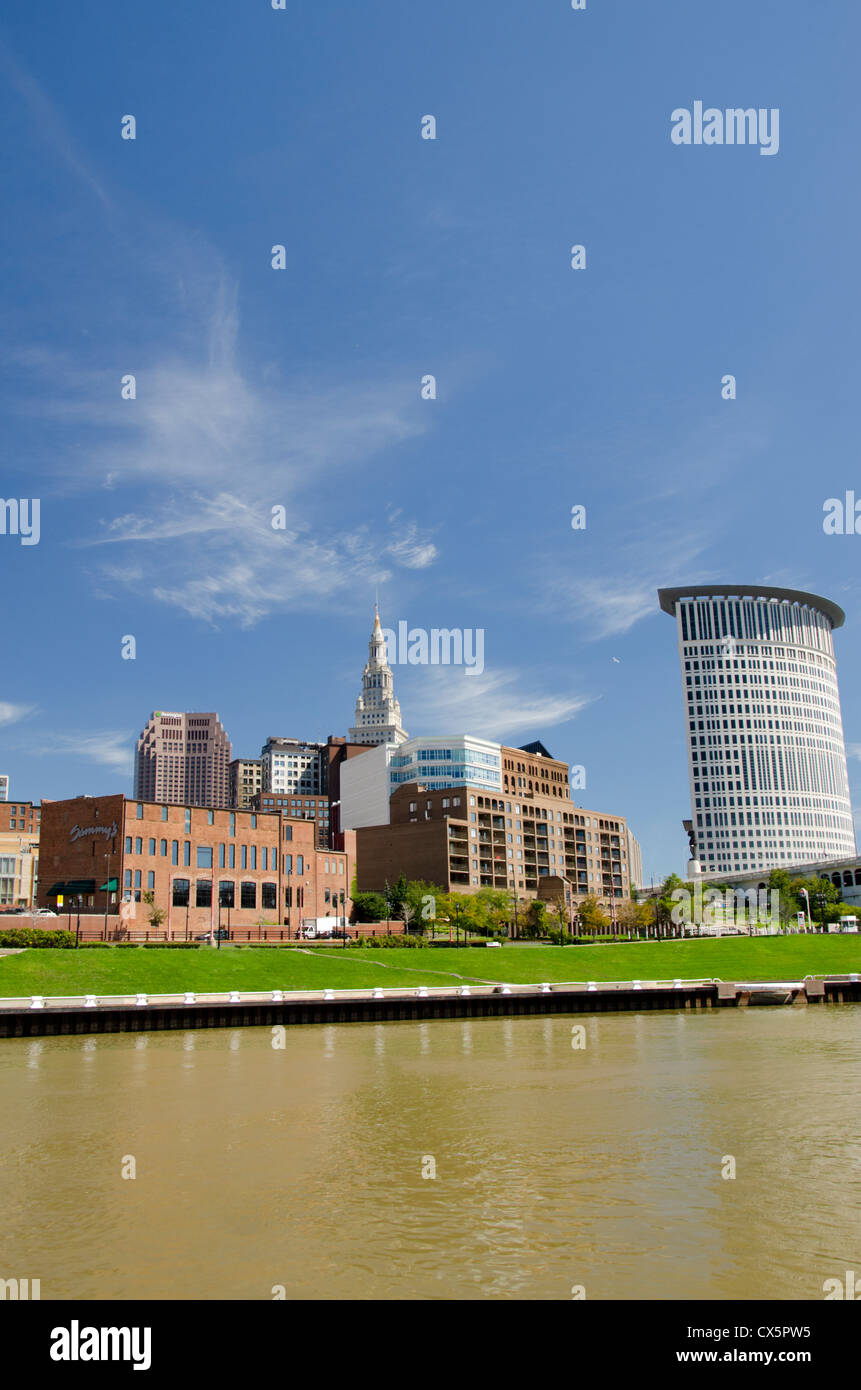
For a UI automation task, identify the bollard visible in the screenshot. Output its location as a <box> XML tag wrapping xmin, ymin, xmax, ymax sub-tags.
<box><xmin>271</xmin><ymin>990</ymin><xmax>283</xmax><ymax>1003</ymax></box>
<box><xmin>586</xmin><ymin>982</ymin><xmax>597</xmax><ymax>992</ymax></box>
<box><xmin>673</xmin><ymin>979</ymin><xmax>683</xmax><ymax>989</ymax></box>
<box><xmin>135</xmin><ymin>994</ymin><xmax>148</xmax><ymax>1007</ymax></box>
<box><xmin>459</xmin><ymin>985</ymin><xmax>471</xmax><ymax>997</ymax></box>
<box><xmin>500</xmin><ymin>984</ymin><xmax>511</xmax><ymax>995</ymax></box>
<box><xmin>372</xmin><ymin>988</ymin><xmax>384</xmax><ymax>1000</ymax></box>
<box><xmin>632</xmin><ymin>980</ymin><xmax>642</xmax><ymax>991</ymax></box>
<box><xmin>228</xmin><ymin>991</ymin><xmax>240</xmax><ymax>1003</ymax></box>
<box><xmin>416</xmin><ymin>986</ymin><xmax>428</xmax><ymax>998</ymax></box>
<box><xmin>30</xmin><ymin>996</ymin><xmax>44</xmax><ymax>1010</ymax></box>
<box><xmin>184</xmin><ymin>992</ymin><xmax>196</xmax><ymax>1004</ymax></box>
<box><xmin>540</xmin><ymin>982</ymin><xmax>552</xmax><ymax>994</ymax></box>
<box><xmin>323</xmin><ymin>989</ymin><xmax>335</xmax><ymax>1001</ymax></box>
<box><xmin>84</xmin><ymin>994</ymin><xmax>97</xmax><ymax>1009</ymax></box>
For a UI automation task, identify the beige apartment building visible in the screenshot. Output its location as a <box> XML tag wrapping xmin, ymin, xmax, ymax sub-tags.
<box><xmin>0</xmin><ymin>799</ymin><xmax>40</xmax><ymax>908</ymax></box>
<box><xmin>355</xmin><ymin>739</ymin><xmax>635</xmax><ymax>911</ymax></box>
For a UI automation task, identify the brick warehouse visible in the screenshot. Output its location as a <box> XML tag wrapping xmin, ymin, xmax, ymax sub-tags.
<box><xmin>37</xmin><ymin>796</ymin><xmax>355</xmax><ymax>937</ymax></box>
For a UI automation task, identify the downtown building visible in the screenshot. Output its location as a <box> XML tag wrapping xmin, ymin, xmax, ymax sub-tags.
<box><xmin>0</xmin><ymin>798</ymin><xmax>40</xmax><ymax>908</ymax></box>
<box><xmin>348</xmin><ymin>609</ymin><xmax>408</xmax><ymax>746</ymax></box>
<box><xmin>134</xmin><ymin>712</ymin><xmax>232</xmax><ymax>808</ymax></box>
<box><xmin>229</xmin><ymin>758</ymin><xmax>262</xmax><ymax>809</ymax></box>
<box><xmin>346</xmin><ymin>737</ymin><xmax>637</xmax><ymax>909</ymax></box>
<box><xmin>37</xmin><ymin>795</ymin><xmax>355</xmax><ymax>935</ymax></box>
<box><xmin>659</xmin><ymin>584</ymin><xmax>856</xmax><ymax>876</ymax></box>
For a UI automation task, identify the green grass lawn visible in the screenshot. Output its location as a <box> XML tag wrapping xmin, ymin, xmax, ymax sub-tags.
<box><xmin>0</xmin><ymin>935</ymin><xmax>859</xmax><ymax>998</ymax></box>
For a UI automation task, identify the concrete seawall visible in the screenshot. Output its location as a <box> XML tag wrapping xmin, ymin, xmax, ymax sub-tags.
<box><xmin>1</xmin><ymin>976</ymin><xmax>859</xmax><ymax>1038</ymax></box>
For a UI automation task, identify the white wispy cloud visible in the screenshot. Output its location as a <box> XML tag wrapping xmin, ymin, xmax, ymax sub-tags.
<box><xmin>847</xmin><ymin>744</ymin><xmax>861</xmax><ymax>765</ymax></box>
<box><xmin>36</xmin><ymin>731</ymin><xmax>134</xmax><ymax>777</ymax></box>
<box><xmin>547</xmin><ymin>533</ymin><xmax>714</xmax><ymax>639</ymax></box>
<box><xmin>0</xmin><ymin>40</ymin><xmax>113</xmax><ymax>211</ymax></box>
<box><xmin>0</xmin><ymin>702</ymin><xmax>36</xmax><ymax>727</ymax></box>
<box><xmin>15</xmin><ymin>277</ymin><xmax>437</xmax><ymax>624</ymax></box>
<box><xmin>407</xmin><ymin>666</ymin><xmax>592</xmax><ymax>740</ymax></box>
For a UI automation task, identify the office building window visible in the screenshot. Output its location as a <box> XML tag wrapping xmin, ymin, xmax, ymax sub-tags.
<box><xmin>196</xmin><ymin>879</ymin><xmax>212</xmax><ymax>908</ymax></box>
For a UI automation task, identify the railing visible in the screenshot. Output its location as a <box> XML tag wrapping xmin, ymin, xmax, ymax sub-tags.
<box><xmin>0</xmin><ymin>977</ymin><xmax>731</xmax><ymax>1011</ymax></box>
<box><xmin>4</xmin><ymin>975</ymin><xmax>857</xmax><ymax>1014</ymax></box>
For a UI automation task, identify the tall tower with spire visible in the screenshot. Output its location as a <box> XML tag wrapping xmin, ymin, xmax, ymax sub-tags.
<box><xmin>348</xmin><ymin>607</ymin><xmax>408</xmax><ymax>746</ymax></box>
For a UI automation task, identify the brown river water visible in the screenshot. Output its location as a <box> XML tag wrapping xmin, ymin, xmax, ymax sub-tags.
<box><xmin>1</xmin><ymin>1007</ymin><xmax>859</xmax><ymax>1300</ymax></box>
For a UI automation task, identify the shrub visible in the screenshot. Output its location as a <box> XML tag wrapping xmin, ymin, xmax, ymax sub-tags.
<box><xmin>351</xmin><ymin>933</ymin><xmax>427</xmax><ymax>949</ymax></box>
<box><xmin>0</xmin><ymin>928</ymin><xmax>75</xmax><ymax>949</ymax></box>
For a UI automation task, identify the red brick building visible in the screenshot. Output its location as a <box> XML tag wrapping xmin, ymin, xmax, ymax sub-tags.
<box><xmin>37</xmin><ymin>795</ymin><xmax>355</xmax><ymax>938</ymax></box>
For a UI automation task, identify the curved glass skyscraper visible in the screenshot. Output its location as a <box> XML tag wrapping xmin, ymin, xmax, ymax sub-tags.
<box><xmin>659</xmin><ymin>585</ymin><xmax>855</xmax><ymax>875</ymax></box>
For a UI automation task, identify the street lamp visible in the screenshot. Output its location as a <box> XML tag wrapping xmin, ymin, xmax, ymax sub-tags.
<box><xmin>450</xmin><ymin>900</ymin><xmax>463</xmax><ymax>947</ymax></box>
<box><xmin>103</xmin><ymin>852</ymin><xmax>112</xmax><ymax>941</ymax></box>
<box><xmin>799</xmin><ymin>888</ymin><xmax>813</xmax><ymax>933</ymax></box>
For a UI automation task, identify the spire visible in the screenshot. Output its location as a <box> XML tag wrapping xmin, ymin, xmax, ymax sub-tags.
<box><xmin>348</xmin><ymin>604</ymin><xmax>408</xmax><ymax>747</ymax></box>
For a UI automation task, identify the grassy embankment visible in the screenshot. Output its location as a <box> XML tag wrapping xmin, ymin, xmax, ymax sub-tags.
<box><xmin>0</xmin><ymin>935</ymin><xmax>859</xmax><ymax>997</ymax></box>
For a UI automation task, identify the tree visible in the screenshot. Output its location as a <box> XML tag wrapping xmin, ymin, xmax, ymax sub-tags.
<box><xmin>656</xmin><ymin>874</ymin><xmax>685</xmax><ymax>935</ymax></box>
<box><xmin>141</xmin><ymin>890</ymin><xmax>166</xmax><ymax>931</ymax></box>
<box><xmin>402</xmin><ymin>880</ymin><xmax>446</xmax><ymax>934</ymax></box>
<box><xmin>350</xmin><ymin>891</ymin><xmax>388</xmax><ymax>924</ymax></box>
<box><xmin>470</xmin><ymin>887</ymin><xmax>514</xmax><ymax>938</ymax></box>
<box><xmin>576</xmin><ymin>895</ymin><xmax>611</xmax><ymax>938</ymax></box>
<box><xmin>437</xmin><ymin>892</ymin><xmax>477</xmax><ymax>942</ymax></box>
<box><xmin>386</xmin><ymin>874</ymin><xmax>409</xmax><ymax>916</ymax></box>
<box><xmin>518</xmin><ymin>899</ymin><xmax>547</xmax><ymax>939</ymax></box>
<box><xmin>767</xmin><ymin>869</ymin><xmax>796</xmax><ymax>930</ymax></box>
<box><xmin>616</xmin><ymin>898</ymin><xmax>652</xmax><ymax>939</ymax></box>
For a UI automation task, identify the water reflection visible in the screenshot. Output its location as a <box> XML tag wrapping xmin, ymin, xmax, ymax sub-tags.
<box><xmin>0</xmin><ymin>1009</ymin><xmax>859</xmax><ymax>1300</ymax></box>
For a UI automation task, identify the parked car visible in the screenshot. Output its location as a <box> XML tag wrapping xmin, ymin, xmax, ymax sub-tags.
<box><xmin>31</xmin><ymin>909</ymin><xmax>57</xmax><ymax>918</ymax></box>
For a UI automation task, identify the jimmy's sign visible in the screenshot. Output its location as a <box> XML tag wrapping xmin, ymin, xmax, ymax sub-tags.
<box><xmin>69</xmin><ymin>822</ymin><xmax>118</xmax><ymax>843</ymax></box>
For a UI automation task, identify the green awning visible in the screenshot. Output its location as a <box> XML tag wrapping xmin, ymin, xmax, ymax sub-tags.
<box><xmin>97</xmin><ymin>878</ymin><xmax>118</xmax><ymax>892</ymax></box>
<box><xmin>48</xmin><ymin>879</ymin><xmax>97</xmax><ymax>895</ymax></box>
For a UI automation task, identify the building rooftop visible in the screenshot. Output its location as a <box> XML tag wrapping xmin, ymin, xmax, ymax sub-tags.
<box><xmin>658</xmin><ymin>584</ymin><xmax>845</xmax><ymax>630</ymax></box>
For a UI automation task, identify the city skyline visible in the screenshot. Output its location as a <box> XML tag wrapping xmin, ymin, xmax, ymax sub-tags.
<box><xmin>2</xmin><ymin>2</ymin><xmax>861</xmax><ymax>887</ymax></box>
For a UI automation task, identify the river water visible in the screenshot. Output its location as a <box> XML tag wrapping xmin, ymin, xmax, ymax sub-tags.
<box><xmin>1</xmin><ymin>1008</ymin><xmax>859</xmax><ymax>1300</ymax></box>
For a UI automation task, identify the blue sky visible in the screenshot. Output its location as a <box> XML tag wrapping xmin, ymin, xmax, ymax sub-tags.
<box><xmin>2</xmin><ymin>0</ymin><xmax>861</xmax><ymax>885</ymax></box>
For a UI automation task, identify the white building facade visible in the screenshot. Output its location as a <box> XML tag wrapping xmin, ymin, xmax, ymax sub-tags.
<box><xmin>260</xmin><ymin>739</ymin><xmax>325</xmax><ymax>796</ymax></box>
<box><xmin>659</xmin><ymin>585</ymin><xmax>856</xmax><ymax>875</ymax></box>
<box><xmin>340</xmin><ymin>734</ymin><xmax>503</xmax><ymax>830</ymax></box>
<box><xmin>348</xmin><ymin>610</ymin><xmax>408</xmax><ymax>747</ymax></box>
